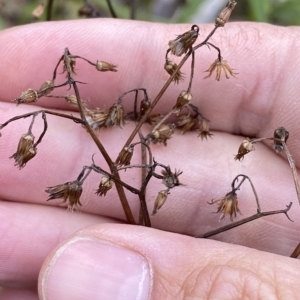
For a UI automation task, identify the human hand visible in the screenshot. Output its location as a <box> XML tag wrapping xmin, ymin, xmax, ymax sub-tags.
<box><xmin>0</xmin><ymin>20</ymin><xmax>299</xmax><ymax>299</ymax></box>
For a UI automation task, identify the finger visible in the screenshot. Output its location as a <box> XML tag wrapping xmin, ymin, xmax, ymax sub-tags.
<box><xmin>0</xmin><ymin>288</ymin><xmax>38</xmax><ymax>300</ymax></box>
<box><xmin>0</xmin><ymin>21</ymin><xmax>299</xmax><ymax>143</ymax></box>
<box><xmin>0</xmin><ymin>201</ymin><xmax>119</xmax><ymax>288</ymax></box>
<box><xmin>38</xmin><ymin>223</ymin><xmax>300</xmax><ymax>300</ymax></box>
<box><xmin>0</xmin><ymin>101</ymin><xmax>299</xmax><ymax>255</ymax></box>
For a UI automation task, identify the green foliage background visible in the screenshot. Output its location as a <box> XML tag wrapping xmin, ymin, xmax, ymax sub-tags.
<box><xmin>0</xmin><ymin>0</ymin><xmax>299</xmax><ymax>30</ymax></box>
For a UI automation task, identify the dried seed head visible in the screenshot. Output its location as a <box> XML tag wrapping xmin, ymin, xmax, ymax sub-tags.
<box><xmin>164</xmin><ymin>60</ymin><xmax>185</xmax><ymax>84</ymax></box>
<box><xmin>32</xmin><ymin>2</ymin><xmax>46</xmax><ymax>19</ymax></box>
<box><xmin>96</xmin><ymin>61</ymin><xmax>117</xmax><ymax>72</ymax></box>
<box><xmin>198</xmin><ymin>118</ymin><xmax>213</xmax><ymax>140</ymax></box>
<box><xmin>168</xmin><ymin>25</ymin><xmax>199</xmax><ymax>57</ymax></box>
<box><xmin>161</xmin><ymin>167</ymin><xmax>182</xmax><ymax>188</ymax></box>
<box><xmin>10</xmin><ymin>133</ymin><xmax>37</xmax><ymax>169</ymax></box>
<box><xmin>105</xmin><ymin>103</ymin><xmax>125</xmax><ymax>127</ymax></box>
<box><xmin>215</xmin><ymin>0</ymin><xmax>237</xmax><ymax>27</ymax></box>
<box><xmin>204</xmin><ymin>57</ymin><xmax>237</xmax><ymax>81</ymax></box>
<box><xmin>86</xmin><ymin>108</ymin><xmax>109</xmax><ymax>130</ymax></box>
<box><xmin>39</xmin><ymin>80</ymin><xmax>55</xmax><ymax>97</ymax></box>
<box><xmin>15</xmin><ymin>88</ymin><xmax>39</xmax><ymax>105</ymax></box>
<box><xmin>173</xmin><ymin>91</ymin><xmax>192</xmax><ymax>114</ymax></box>
<box><xmin>151</xmin><ymin>124</ymin><xmax>175</xmax><ymax>146</ymax></box>
<box><xmin>64</xmin><ymin>94</ymin><xmax>87</xmax><ymax>109</ymax></box>
<box><xmin>177</xmin><ymin>115</ymin><xmax>197</xmax><ymax>134</ymax></box>
<box><xmin>152</xmin><ymin>190</ymin><xmax>170</xmax><ymax>216</ymax></box>
<box><xmin>63</xmin><ymin>55</ymin><xmax>76</xmax><ymax>75</ymax></box>
<box><xmin>234</xmin><ymin>138</ymin><xmax>255</xmax><ymax>161</ymax></box>
<box><xmin>96</xmin><ymin>176</ymin><xmax>114</xmax><ymax>196</ymax></box>
<box><xmin>46</xmin><ymin>181</ymin><xmax>83</xmax><ymax>212</ymax></box>
<box><xmin>274</xmin><ymin>126</ymin><xmax>289</xmax><ymax>153</ymax></box>
<box><xmin>140</xmin><ymin>97</ymin><xmax>151</xmax><ymax>117</ymax></box>
<box><xmin>147</xmin><ymin>114</ymin><xmax>165</xmax><ymax>126</ymax></box>
<box><xmin>116</xmin><ymin>145</ymin><xmax>134</xmax><ymax>166</ymax></box>
<box><xmin>209</xmin><ymin>191</ymin><xmax>241</xmax><ymax>221</ymax></box>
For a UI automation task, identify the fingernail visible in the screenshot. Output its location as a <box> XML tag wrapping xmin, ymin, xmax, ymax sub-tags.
<box><xmin>41</xmin><ymin>236</ymin><xmax>152</xmax><ymax>300</ymax></box>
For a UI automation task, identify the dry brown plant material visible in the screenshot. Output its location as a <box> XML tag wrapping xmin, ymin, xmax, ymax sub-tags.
<box><xmin>96</xmin><ymin>176</ymin><xmax>114</xmax><ymax>196</ymax></box>
<box><xmin>198</xmin><ymin>118</ymin><xmax>213</xmax><ymax>140</ymax></box>
<box><xmin>152</xmin><ymin>190</ymin><xmax>170</xmax><ymax>216</ymax></box>
<box><xmin>215</xmin><ymin>0</ymin><xmax>237</xmax><ymax>27</ymax></box>
<box><xmin>204</xmin><ymin>57</ymin><xmax>237</xmax><ymax>81</ymax></box>
<box><xmin>164</xmin><ymin>60</ymin><xmax>185</xmax><ymax>84</ymax></box>
<box><xmin>96</xmin><ymin>61</ymin><xmax>117</xmax><ymax>72</ymax></box>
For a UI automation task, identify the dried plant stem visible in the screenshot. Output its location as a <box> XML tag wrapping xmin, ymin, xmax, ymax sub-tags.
<box><xmin>232</xmin><ymin>174</ymin><xmax>261</xmax><ymax>213</ymax></box>
<box><xmin>187</xmin><ymin>50</ymin><xmax>195</xmax><ymax>92</ymax></box>
<box><xmin>290</xmin><ymin>243</ymin><xmax>300</xmax><ymax>258</ymax></box>
<box><xmin>196</xmin><ymin>202</ymin><xmax>293</xmax><ymax>238</ymax></box>
<box><xmin>105</xmin><ymin>0</ymin><xmax>118</xmax><ymax>18</ymax></box>
<box><xmin>130</xmin><ymin>0</ymin><xmax>136</xmax><ymax>20</ymax></box>
<box><xmin>151</xmin><ymin>108</ymin><xmax>176</xmax><ymax>132</ymax></box>
<box><xmin>282</xmin><ymin>142</ymin><xmax>300</xmax><ymax>204</ymax></box>
<box><xmin>46</xmin><ymin>0</ymin><xmax>54</xmax><ymax>21</ymax></box>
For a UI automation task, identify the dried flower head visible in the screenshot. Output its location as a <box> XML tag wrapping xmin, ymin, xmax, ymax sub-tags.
<box><xmin>151</xmin><ymin>124</ymin><xmax>175</xmax><ymax>146</ymax></box>
<box><xmin>161</xmin><ymin>166</ymin><xmax>182</xmax><ymax>188</ymax></box>
<box><xmin>173</xmin><ymin>91</ymin><xmax>192</xmax><ymax>114</ymax></box>
<box><xmin>63</xmin><ymin>54</ymin><xmax>76</xmax><ymax>75</ymax></box>
<box><xmin>39</xmin><ymin>80</ymin><xmax>55</xmax><ymax>97</ymax></box>
<box><xmin>46</xmin><ymin>181</ymin><xmax>83</xmax><ymax>212</ymax></box>
<box><xmin>10</xmin><ymin>133</ymin><xmax>37</xmax><ymax>169</ymax></box>
<box><xmin>274</xmin><ymin>126</ymin><xmax>289</xmax><ymax>153</ymax></box>
<box><xmin>32</xmin><ymin>2</ymin><xmax>46</xmax><ymax>19</ymax></box>
<box><xmin>152</xmin><ymin>190</ymin><xmax>170</xmax><ymax>216</ymax></box>
<box><xmin>86</xmin><ymin>108</ymin><xmax>109</xmax><ymax>130</ymax></box>
<box><xmin>204</xmin><ymin>57</ymin><xmax>237</xmax><ymax>81</ymax></box>
<box><xmin>164</xmin><ymin>60</ymin><xmax>185</xmax><ymax>84</ymax></box>
<box><xmin>147</xmin><ymin>114</ymin><xmax>165</xmax><ymax>126</ymax></box>
<box><xmin>64</xmin><ymin>94</ymin><xmax>87</xmax><ymax>108</ymax></box>
<box><xmin>209</xmin><ymin>191</ymin><xmax>241</xmax><ymax>221</ymax></box>
<box><xmin>14</xmin><ymin>88</ymin><xmax>39</xmax><ymax>105</ymax></box>
<box><xmin>105</xmin><ymin>103</ymin><xmax>125</xmax><ymax>127</ymax></box>
<box><xmin>168</xmin><ymin>25</ymin><xmax>199</xmax><ymax>57</ymax></box>
<box><xmin>96</xmin><ymin>175</ymin><xmax>114</xmax><ymax>196</ymax></box>
<box><xmin>116</xmin><ymin>145</ymin><xmax>134</xmax><ymax>166</ymax></box>
<box><xmin>198</xmin><ymin>118</ymin><xmax>213</xmax><ymax>140</ymax></box>
<box><xmin>215</xmin><ymin>0</ymin><xmax>237</xmax><ymax>27</ymax></box>
<box><xmin>234</xmin><ymin>138</ymin><xmax>255</xmax><ymax>161</ymax></box>
<box><xmin>96</xmin><ymin>61</ymin><xmax>117</xmax><ymax>72</ymax></box>
<box><xmin>140</xmin><ymin>97</ymin><xmax>151</xmax><ymax>117</ymax></box>
<box><xmin>177</xmin><ymin>115</ymin><xmax>197</xmax><ymax>134</ymax></box>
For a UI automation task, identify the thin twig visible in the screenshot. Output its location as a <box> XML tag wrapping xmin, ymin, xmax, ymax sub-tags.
<box><xmin>196</xmin><ymin>202</ymin><xmax>293</xmax><ymax>238</ymax></box>
<box><xmin>46</xmin><ymin>0</ymin><xmax>54</xmax><ymax>21</ymax></box>
<box><xmin>290</xmin><ymin>243</ymin><xmax>300</xmax><ymax>258</ymax></box>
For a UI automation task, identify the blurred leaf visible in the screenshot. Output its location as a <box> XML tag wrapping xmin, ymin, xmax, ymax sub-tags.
<box><xmin>247</xmin><ymin>0</ymin><xmax>270</xmax><ymax>22</ymax></box>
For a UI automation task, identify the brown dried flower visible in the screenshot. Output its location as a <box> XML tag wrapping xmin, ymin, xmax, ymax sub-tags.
<box><xmin>209</xmin><ymin>191</ymin><xmax>241</xmax><ymax>221</ymax></box>
<box><xmin>168</xmin><ymin>25</ymin><xmax>199</xmax><ymax>57</ymax></box>
<box><xmin>14</xmin><ymin>89</ymin><xmax>39</xmax><ymax>105</ymax></box>
<box><xmin>96</xmin><ymin>61</ymin><xmax>117</xmax><ymax>72</ymax></box>
<box><xmin>204</xmin><ymin>57</ymin><xmax>237</xmax><ymax>81</ymax></box>
<box><xmin>173</xmin><ymin>91</ymin><xmax>192</xmax><ymax>114</ymax></box>
<box><xmin>177</xmin><ymin>115</ymin><xmax>197</xmax><ymax>134</ymax></box>
<box><xmin>140</xmin><ymin>97</ymin><xmax>151</xmax><ymax>117</ymax></box>
<box><xmin>96</xmin><ymin>176</ymin><xmax>114</xmax><ymax>196</ymax></box>
<box><xmin>46</xmin><ymin>181</ymin><xmax>83</xmax><ymax>212</ymax></box>
<box><xmin>116</xmin><ymin>145</ymin><xmax>134</xmax><ymax>166</ymax></box>
<box><xmin>215</xmin><ymin>0</ymin><xmax>237</xmax><ymax>27</ymax></box>
<box><xmin>161</xmin><ymin>167</ymin><xmax>182</xmax><ymax>188</ymax></box>
<box><xmin>32</xmin><ymin>2</ymin><xmax>46</xmax><ymax>19</ymax></box>
<box><xmin>234</xmin><ymin>138</ymin><xmax>255</xmax><ymax>161</ymax></box>
<box><xmin>147</xmin><ymin>114</ymin><xmax>165</xmax><ymax>126</ymax></box>
<box><xmin>10</xmin><ymin>133</ymin><xmax>37</xmax><ymax>169</ymax></box>
<box><xmin>86</xmin><ymin>108</ymin><xmax>109</xmax><ymax>130</ymax></box>
<box><xmin>105</xmin><ymin>103</ymin><xmax>125</xmax><ymax>127</ymax></box>
<box><xmin>64</xmin><ymin>94</ymin><xmax>87</xmax><ymax>109</ymax></box>
<box><xmin>151</xmin><ymin>124</ymin><xmax>175</xmax><ymax>146</ymax></box>
<box><xmin>152</xmin><ymin>190</ymin><xmax>170</xmax><ymax>216</ymax></box>
<box><xmin>164</xmin><ymin>60</ymin><xmax>185</xmax><ymax>84</ymax></box>
<box><xmin>274</xmin><ymin>126</ymin><xmax>289</xmax><ymax>153</ymax></box>
<box><xmin>63</xmin><ymin>55</ymin><xmax>76</xmax><ymax>75</ymax></box>
<box><xmin>39</xmin><ymin>80</ymin><xmax>55</xmax><ymax>97</ymax></box>
<box><xmin>198</xmin><ymin>118</ymin><xmax>213</xmax><ymax>140</ymax></box>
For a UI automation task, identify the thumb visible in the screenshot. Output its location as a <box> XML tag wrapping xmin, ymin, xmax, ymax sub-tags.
<box><xmin>38</xmin><ymin>224</ymin><xmax>299</xmax><ymax>300</ymax></box>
